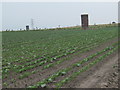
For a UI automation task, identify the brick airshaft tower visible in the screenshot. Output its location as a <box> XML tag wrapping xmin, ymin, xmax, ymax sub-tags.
<box><xmin>81</xmin><ymin>14</ymin><xmax>89</xmax><ymax>29</ymax></box>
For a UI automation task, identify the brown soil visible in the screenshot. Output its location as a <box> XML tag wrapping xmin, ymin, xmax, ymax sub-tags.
<box><xmin>4</xmin><ymin>37</ymin><xmax>118</xmax><ymax>88</ymax></box>
<box><xmin>46</xmin><ymin>48</ymin><xmax>113</xmax><ymax>88</ymax></box>
<box><xmin>62</xmin><ymin>52</ymin><xmax>118</xmax><ymax>88</ymax></box>
<box><xmin>4</xmin><ymin>39</ymin><xmax>98</xmax><ymax>83</ymax></box>
<box><xmin>93</xmin><ymin>55</ymin><xmax>118</xmax><ymax>88</ymax></box>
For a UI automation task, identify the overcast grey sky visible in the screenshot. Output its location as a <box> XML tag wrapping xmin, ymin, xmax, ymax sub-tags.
<box><xmin>2</xmin><ymin>2</ymin><xmax>118</xmax><ymax>30</ymax></box>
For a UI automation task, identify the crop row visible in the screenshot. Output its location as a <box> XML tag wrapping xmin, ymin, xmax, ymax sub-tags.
<box><xmin>2</xmin><ymin>26</ymin><xmax>118</xmax><ymax>88</ymax></box>
<box><xmin>2</xmin><ymin>39</ymin><xmax>100</xmax><ymax>81</ymax></box>
<box><xmin>2</xmin><ymin>37</ymin><xmax>104</xmax><ymax>76</ymax></box>
<box><xmin>3</xmin><ymin>35</ymin><xmax>116</xmax><ymax>77</ymax></box>
<box><xmin>3</xmin><ymin>27</ymin><xmax>117</xmax><ymax>66</ymax></box>
<box><xmin>55</xmin><ymin>45</ymin><xmax>118</xmax><ymax>88</ymax></box>
<box><xmin>27</xmin><ymin>44</ymin><xmax>118</xmax><ymax>88</ymax></box>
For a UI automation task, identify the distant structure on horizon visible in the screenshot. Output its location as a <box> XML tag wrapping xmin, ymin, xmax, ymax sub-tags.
<box><xmin>26</xmin><ymin>25</ymin><xmax>29</xmax><ymax>30</ymax></box>
<box><xmin>112</xmin><ymin>21</ymin><xmax>116</xmax><ymax>24</ymax></box>
<box><xmin>31</xmin><ymin>19</ymin><xmax>34</xmax><ymax>30</ymax></box>
<box><xmin>81</xmin><ymin>14</ymin><xmax>89</xmax><ymax>29</ymax></box>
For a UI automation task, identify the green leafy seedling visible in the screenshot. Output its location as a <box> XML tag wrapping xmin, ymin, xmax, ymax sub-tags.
<box><xmin>61</xmin><ymin>71</ymin><xmax>66</xmax><ymax>75</ymax></box>
<box><xmin>76</xmin><ymin>64</ymin><xmax>80</xmax><ymax>67</ymax></box>
<box><xmin>48</xmin><ymin>78</ymin><xmax>53</xmax><ymax>82</ymax></box>
<box><xmin>40</xmin><ymin>83</ymin><xmax>46</xmax><ymax>88</ymax></box>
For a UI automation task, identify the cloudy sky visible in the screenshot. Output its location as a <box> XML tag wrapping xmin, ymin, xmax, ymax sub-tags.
<box><xmin>1</xmin><ymin>2</ymin><xmax>118</xmax><ymax>30</ymax></box>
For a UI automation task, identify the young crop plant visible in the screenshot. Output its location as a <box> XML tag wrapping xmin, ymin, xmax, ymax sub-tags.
<box><xmin>2</xmin><ymin>26</ymin><xmax>118</xmax><ymax>88</ymax></box>
<box><xmin>55</xmin><ymin>45</ymin><xmax>118</xmax><ymax>88</ymax></box>
<box><xmin>27</xmin><ymin>44</ymin><xmax>118</xmax><ymax>88</ymax></box>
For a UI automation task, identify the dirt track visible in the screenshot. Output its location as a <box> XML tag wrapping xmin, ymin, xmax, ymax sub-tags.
<box><xmin>73</xmin><ymin>53</ymin><xmax>118</xmax><ymax>88</ymax></box>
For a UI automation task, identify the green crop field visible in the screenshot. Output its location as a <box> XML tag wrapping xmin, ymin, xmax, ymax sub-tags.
<box><xmin>2</xmin><ymin>24</ymin><xmax>119</xmax><ymax>88</ymax></box>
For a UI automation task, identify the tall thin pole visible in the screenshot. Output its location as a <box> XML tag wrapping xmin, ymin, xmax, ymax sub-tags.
<box><xmin>31</xmin><ymin>19</ymin><xmax>34</xmax><ymax>30</ymax></box>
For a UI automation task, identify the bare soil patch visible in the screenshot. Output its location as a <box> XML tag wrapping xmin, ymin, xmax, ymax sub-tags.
<box><xmin>62</xmin><ymin>52</ymin><xmax>118</xmax><ymax>88</ymax></box>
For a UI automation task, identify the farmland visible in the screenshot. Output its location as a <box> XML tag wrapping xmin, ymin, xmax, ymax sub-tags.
<box><xmin>2</xmin><ymin>24</ymin><xmax>119</xmax><ymax>88</ymax></box>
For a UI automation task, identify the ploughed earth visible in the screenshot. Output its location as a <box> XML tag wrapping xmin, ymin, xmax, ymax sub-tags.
<box><xmin>4</xmin><ymin>37</ymin><xmax>119</xmax><ymax>88</ymax></box>
<box><xmin>63</xmin><ymin>50</ymin><xmax>118</xmax><ymax>88</ymax></box>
